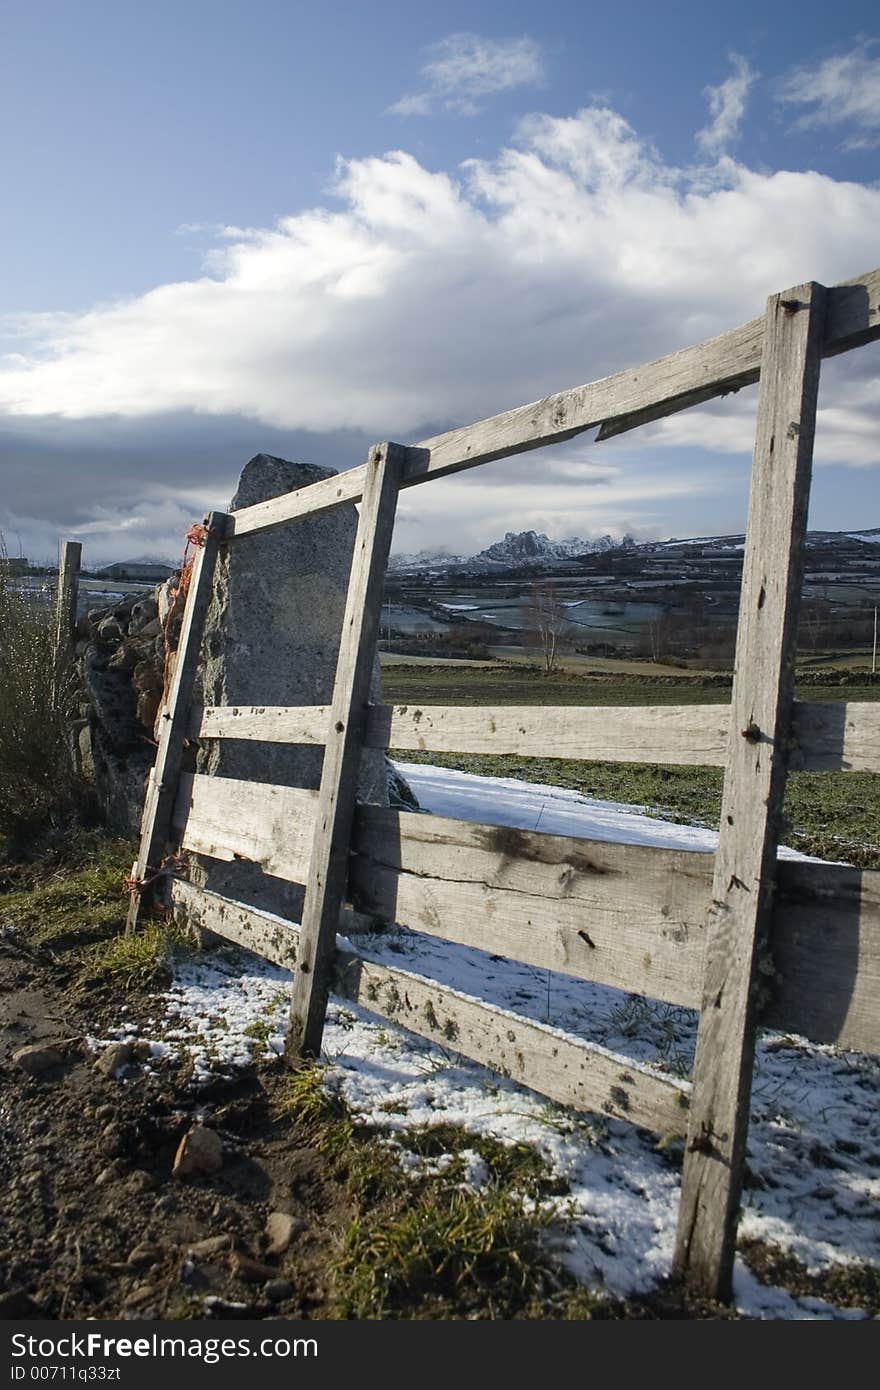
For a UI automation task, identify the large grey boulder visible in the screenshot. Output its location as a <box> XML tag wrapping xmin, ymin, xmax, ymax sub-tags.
<box><xmin>190</xmin><ymin>454</ymin><xmax>391</xmax><ymax>920</ymax></box>
<box><xmin>71</xmin><ymin>452</ymin><xmax>418</xmax><ymax>896</ymax></box>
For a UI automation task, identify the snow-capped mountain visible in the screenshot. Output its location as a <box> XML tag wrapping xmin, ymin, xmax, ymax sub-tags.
<box><xmin>389</xmin><ymin>530</ymin><xmax>619</xmax><ymax>574</ymax></box>
<box><xmin>473</xmin><ymin>530</ymin><xmax>617</xmax><ymax>565</ymax></box>
<box><xmin>387</xmin><ymin>525</ymin><xmax>880</xmax><ymax>576</ymax></box>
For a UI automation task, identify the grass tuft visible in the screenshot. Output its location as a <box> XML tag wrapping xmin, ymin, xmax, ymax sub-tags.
<box><xmin>1</xmin><ymin>836</ymin><xmax>133</xmax><ymax>949</ymax></box>
<box><xmin>276</xmin><ymin>1063</ymin><xmax>356</xmax><ymax>1157</ymax></box>
<box><xmin>82</xmin><ymin>920</ymin><xmax>197</xmax><ymax>989</ymax></box>
<box><xmin>332</xmin><ymin>1181</ymin><xmax>554</xmax><ymax>1319</ymax></box>
<box><xmin>0</xmin><ymin>543</ymin><xmax>86</xmax><ymax>848</ymax></box>
<box><xmin>393</xmin><ymin>1122</ymin><xmax>567</xmax><ymax>1197</ymax></box>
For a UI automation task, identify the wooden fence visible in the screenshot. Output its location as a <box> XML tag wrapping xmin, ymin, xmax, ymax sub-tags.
<box><xmin>128</xmin><ymin>266</ymin><xmax>880</xmax><ymax>1303</ymax></box>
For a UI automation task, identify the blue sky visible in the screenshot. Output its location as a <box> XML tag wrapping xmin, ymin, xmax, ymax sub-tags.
<box><xmin>1</xmin><ymin>0</ymin><xmax>878</xmax><ymax>562</ymax></box>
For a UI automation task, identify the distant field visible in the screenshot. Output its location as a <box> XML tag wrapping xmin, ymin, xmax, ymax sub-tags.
<box><xmin>381</xmin><ymin>662</ymin><xmax>880</xmax><ymax>707</ymax></box>
<box><xmin>484</xmin><ymin>646</ymin><xmax>718</xmax><ymax>677</ymax></box>
<box><xmin>383</xmin><ymin>662</ymin><xmax>880</xmax><ymax>868</ymax></box>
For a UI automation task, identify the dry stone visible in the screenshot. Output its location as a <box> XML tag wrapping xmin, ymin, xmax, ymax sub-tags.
<box><xmin>95</xmin><ymin>1041</ymin><xmax>135</xmax><ymax>1077</ymax></box>
<box><xmin>12</xmin><ymin>1044</ymin><xmax>64</xmax><ymax>1076</ymax></box>
<box><xmin>173</xmin><ymin>1125</ymin><xmax>223</xmax><ymax>1179</ymax></box>
<box><xmin>264</xmin><ymin>1210</ymin><xmax>303</xmax><ymax>1255</ymax></box>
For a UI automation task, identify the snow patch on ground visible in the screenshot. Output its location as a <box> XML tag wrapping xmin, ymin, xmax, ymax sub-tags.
<box><xmin>140</xmin><ymin>763</ymin><xmax>877</xmax><ymax>1320</ymax></box>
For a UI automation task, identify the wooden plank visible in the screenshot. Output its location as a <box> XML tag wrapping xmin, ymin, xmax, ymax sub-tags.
<box><xmin>405</xmin><ymin>268</ymin><xmax>879</xmax><ymax>479</ymax></box>
<box><xmin>351</xmin><ymin>807</ymin><xmax>710</xmax><ymax>1007</ymax></box>
<box><xmin>772</xmin><ymin>862</ymin><xmax>880</xmax><ymax>1054</ymax></box>
<box><xmin>225</xmin><ymin>268</ymin><xmax>880</xmax><ymax>535</ymax></box>
<box><xmin>822</xmin><ymin>267</ymin><xmax>880</xmax><ymax>356</ymax></box>
<box><xmin>170</xmin><ymin>795</ymin><xmax>374</xmax><ymax>935</ymax></box>
<box><xmin>165</xmin><ymin>877</ymin><xmax>690</xmax><ymax>1135</ymax></box>
<box><xmin>52</xmin><ymin>539</ymin><xmax>81</xmax><ymax>708</ymax></box>
<box><xmin>332</xmin><ymin>949</ymin><xmax>691</xmax><ymax>1136</ymax></box>
<box><xmin>674</xmin><ymin>282</ymin><xmax>827</xmax><ymax>1303</ymax></box>
<box><xmin>173</xmin><ymin>772</ymin><xmax>316</xmax><ymax>882</ymax></box>
<box><xmin>789</xmin><ymin>701</ymin><xmax>880</xmax><ymax>773</ymax></box>
<box><xmin>191</xmin><ymin>700</ymin><xmax>730</xmax><ymax>763</ymax></box>
<box><xmin>126</xmin><ymin>513</ymin><xmax>229</xmax><ymax>931</ymax></box>
<box><xmin>352</xmin><ymin>810</ymin><xmax>880</xmax><ymax>1052</ymax></box>
<box><xmin>287</xmin><ymin>442</ymin><xmax>405</xmax><ymax>1060</ymax></box>
<box><xmin>191</xmin><ymin>698</ymin><xmax>880</xmax><ymax>774</ymax></box>
<box><xmin>379</xmin><ymin>703</ymin><xmax>729</xmax><ymax>764</ymax></box>
<box><xmin>53</xmin><ymin>539</ymin><xmax>81</xmax><ymax>673</ymax></box>
<box><xmin>167</xmin><ymin>866</ymin><xmax>880</xmax><ymax>1133</ymax></box>
<box><xmin>190</xmin><ymin>704</ymin><xmax>331</xmax><ymax>744</ymax></box>
<box><xmin>598</xmin><ymin>268</ymin><xmax>879</xmax><ymax>440</ymax></box>
<box><xmin>169</xmin><ymin>877</ymin><xmax>299</xmax><ymax>971</ymax></box>
<box><xmin>228</xmin><ymin>465</ymin><xmax>368</xmax><ymax>538</ymax></box>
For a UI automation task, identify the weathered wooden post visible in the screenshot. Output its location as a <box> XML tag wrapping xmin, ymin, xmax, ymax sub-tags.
<box><xmin>126</xmin><ymin>513</ymin><xmax>230</xmax><ymax>932</ymax></box>
<box><xmin>673</xmin><ymin>282</ymin><xmax>827</xmax><ymax>1301</ymax></box>
<box><xmin>286</xmin><ymin>441</ymin><xmax>406</xmax><ymax>1060</ymax></box>
<box><xmin>53</xmin><ymin>540</ymin><xmax>81</xmax><ymax>699</ymax></box>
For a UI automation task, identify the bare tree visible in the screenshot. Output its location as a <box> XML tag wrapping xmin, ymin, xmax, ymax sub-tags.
<box><xmin>523</xmin><ymin>580</ymin><xmax>564</xmax><ymax>674</ymax></box>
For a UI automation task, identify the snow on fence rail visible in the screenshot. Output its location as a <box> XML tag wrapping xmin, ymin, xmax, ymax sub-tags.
<box><xmin>125</xmin><ymin>266</ymin><xmax>880</xmax><ymax>1305</ymax></box>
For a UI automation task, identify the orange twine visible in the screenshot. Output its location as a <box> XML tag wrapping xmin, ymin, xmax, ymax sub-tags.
<box><xmin>124</xmin><ymin>853</ymin><xmax>188</xmax><ymax>897</ymax></box>
<box><xmin>160</xmin><ymin>522</ymin><xmax>215</xmax><ymax>705</ymax></box>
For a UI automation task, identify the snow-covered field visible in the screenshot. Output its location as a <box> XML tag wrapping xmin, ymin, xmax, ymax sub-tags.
<box><xmin>129</xmin><ymin>763</ymin><xmax>878</xmax><ymax>1320</ymax></box>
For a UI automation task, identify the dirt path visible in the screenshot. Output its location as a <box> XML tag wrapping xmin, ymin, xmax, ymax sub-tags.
<box><xmin>0</xmin><ymin>938</ymin><xmax>347</xmax><ymax>1320</ymax></box>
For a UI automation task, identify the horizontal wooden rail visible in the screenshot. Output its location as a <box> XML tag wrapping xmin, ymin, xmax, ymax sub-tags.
<box><xmin>171</xmin><ymin>773</ymin><xmax>880</xmax><ymax>1052</ymax></box>
<box><xmin>226</xmin><ymin>268</ymin><xmax>879</xmax><ymax>537</ymax></box>
<box><xmin>190</xmin><ymin>699</ymin><xmax>880</xmax><ymax>773</ymax></box>
<box><xmin>167</xmin><ymin>878</ymin><xmax>690</xmax><ymax>1136</ymax></box>
<box><xmin>191</xmin><ymin>704</ymin><xmax>331</xmax><ymax>745</ymax></box>
<box><xmin>769</xmin><ymin>859</ymin><xmax>880</xmax><ymax>1051</ymax></box>
<box><xmin>351</xmin><ymin>808</ymin><xmax>709</xmax><ymax>1008</ymax></box>
<box><xmin>171</xmin><ymin>778</ymin><xmax>373</xmax><ymax>934</ymax></box>
<box><xmin>228</xmin><ymin>468</ymin><xmax>368</xmax><ymax>538</ymax></box>
<box><xmin>170</xmin><ymin>877</ymin><xmax>300</xmax><ymax>970</ymax></box>
<box><xmin>351</xmin><ymin>808</ymin><xmax>880</xmax><ymax>1054</ymax></box>
<box><xmin>173</xmin><ymin>773</ymin><xmax>316</xmax><ymax>880</ymax></box>
<box><xmin>335</xmin><ymin>950</ymin><xmax>690</xmax><ymax>1136</ymax></box>
<box><xmin>789</xmin><ymin>700</ymin><xmax>880</xmax><ymax>772</ymax></box>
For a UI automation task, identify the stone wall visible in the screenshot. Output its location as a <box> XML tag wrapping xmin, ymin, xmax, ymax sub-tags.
<box><xmin>74</xmin><ymin>588</ymin><xmax>176</xmax><ymax>835</ymax></box>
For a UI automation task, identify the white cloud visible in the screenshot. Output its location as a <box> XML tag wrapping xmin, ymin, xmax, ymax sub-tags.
<box><xmin>390</xmin><ymin>446</ymin><xmax>719</xmax><ymax>557</ymax></box>
<box><xmin>386</xmin><ymin>92</ymin><xmax>433</xmax><ymax>118</ymax></box>
<box><xmin>1</xmin><ymin>101</ymin><xmax>879</xmax><ymax>558</ymax></box>
<box><xmin>696</xmin><ymin>53</ymin><xmax>756</xmax><ymax>155</ymax></box>
<box><xmin>777</xmin><ymin>43</ymin><xmax>880</xmax><ymax>147</ymax></box>
<box><xmin>387</xmin><ymin>32</ymin><xmax>544</xmax><ymax>117</ymax></box>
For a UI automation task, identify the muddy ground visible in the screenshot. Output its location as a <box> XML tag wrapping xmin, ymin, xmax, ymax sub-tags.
<box><xmin>0</xmin><ymin>935</ymin><xmax>350</xmax><ymax>1321</ymax></box>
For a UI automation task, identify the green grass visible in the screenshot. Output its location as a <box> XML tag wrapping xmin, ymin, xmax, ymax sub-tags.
<box><xmin>1</xmin><ymin>833</ymin><xmax>195</xmax><ymax>986</ymax></box>
<box><xmin>383</xmin><ymin>663</ymin><xmax>729</xmax><ymax>707</ymax></box>
<box><xmin>1</xmin><ymin>835</ymin><xmax>133</xmax><ymax>949</ymax></box>
<box><xmin>81</xmin><ymin>919</ymin><xmax>196</xmax><ymax>989</ymax></box>
<box><xmin>0</xmin><ymin>548</ymin><xmax>85</xmax><ymax>847</ymax></box>
<box><xmin>383</xmin><ymin>662</ymin><xmax>880</xmax><ymax>708</ymax></box>
<box><xmin>276</xmin><ymin>1065</ymin><xmax>576</xmax><ymax>1319</ymax></box>
<box><xmin>333</xmin><ymin>1180</ymin><xmax>554</xmax><ymax>1319</ymax></box>
<box><xmin>392</xmin><ymin>1122</ymin><xmax>569</xmax><ymax>1198</ymax></box>
<box><xmin>276</xmin><ymin>1064</ymin><xmax>357</xmax><ymax>1158</ymax></box>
